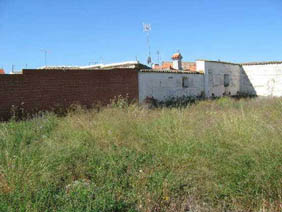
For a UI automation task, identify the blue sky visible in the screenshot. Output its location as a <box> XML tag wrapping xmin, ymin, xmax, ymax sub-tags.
<box><xmin>0</xmin><ymin>0</ymin><xmax>282</xmax><ymax>72</ymax></box>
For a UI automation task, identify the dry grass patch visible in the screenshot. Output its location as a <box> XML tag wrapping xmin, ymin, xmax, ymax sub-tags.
<box><xmin>0</xmin><ymin>97</ymin><xmax>281</xmax><ymax>211</ymax></box>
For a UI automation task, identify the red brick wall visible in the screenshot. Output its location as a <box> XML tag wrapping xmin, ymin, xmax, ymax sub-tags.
<box><xmin>0</xmin><ymin>69</ymin><xmax>139</xmax><ymax>120</ymax></box>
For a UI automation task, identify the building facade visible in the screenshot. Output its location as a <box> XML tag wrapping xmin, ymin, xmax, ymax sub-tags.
<box><xmin>197</xmin><ymin>60</ymin><xmax>282</xmax><ymax>98</ymax></box>
<box><xmin>138</xmin><ymin>70</ymin><xmax>204</xmax><ymax>102</ymax></box>
<box><xmin>1</xmin><ymin>57</ymin><xmax>282</xmax><ymax>120</ymax></box>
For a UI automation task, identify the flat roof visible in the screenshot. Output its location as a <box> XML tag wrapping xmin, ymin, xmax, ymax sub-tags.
<box><xmin>139</xmin><ymin>69</ymin><xmax>203</xmax><ymax>74</ymax></box>
<box><xmin>197</xmin><ymin>59</ymin><xmax>282</xmax><ymax>66</ymax></box>
<box><xmin>241</xmin><ymin>61</ymin><xmax>282</xmax><ymax>66</ymax></box>
<box><xmin>196</xmin><ymin>60</ymin><xmax>239</xmax><ymax>65</ymax></box>
<box><xmin>37</xmin><ymin>61</ymin><xmax>150</xmax><ymax>70</ymax></box>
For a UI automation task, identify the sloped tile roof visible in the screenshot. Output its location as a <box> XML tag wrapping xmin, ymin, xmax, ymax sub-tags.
<box><xmin>153</xmin><ymin>61</ymin><xmax>197</xmax><ymax>72</ymax></box>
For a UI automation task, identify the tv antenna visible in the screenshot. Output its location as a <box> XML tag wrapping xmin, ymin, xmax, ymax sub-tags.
<box><xmin>99</xmin><ymin>56</ymin><xmax>104</xmax><ymax>64</ymax></box>
<box><xmin>41</xmin><ymin>49</ymin><xmax>50</xmax><ymax>67</ymax></box>
<box><xmin>88</xmin><ymin>60</ymin><xmax>97</xmax><ymax>65</ymax></box>
<box><xmin>156</xmin><ymin>50</ymin><xmax>160</xmax><ymax>65</ymax></box>
<box><xmin>143</xmin><ymin>23</ymin><xmax>152</xmax><ymax>65</ymax></box>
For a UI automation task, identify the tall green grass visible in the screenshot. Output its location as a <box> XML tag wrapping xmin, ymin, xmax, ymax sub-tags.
<box><xmin>0</xmin><ymin>98</ymin><xmax>281</xmax><ymax>211</ymax></box>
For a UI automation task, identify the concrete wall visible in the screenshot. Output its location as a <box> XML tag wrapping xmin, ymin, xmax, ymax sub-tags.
<box><xmin>0</xmin><ymin>69</ymin><xmax>139</xmax><ymax>120</ymax></box>
<box><xmin>241</xmin><ymin>63</ymin><xmax>282</xmax><ymax>96</ymax></box>
<box><xmin>196</xmin><ymin>61</ymin><xmax>208</xmax><ymax>97</ymax></box>
<box><xmin>138</xmin><ymin>71</ymin><xmax>204</xmax><ymax>102</ymax></box>
<box><xmin>196</xmin><ymin>61</ymin><xmax>242</xmax><ymax>97</ymax></box>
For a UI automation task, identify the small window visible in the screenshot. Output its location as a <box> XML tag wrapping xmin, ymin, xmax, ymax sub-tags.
<box><xmin>182</xmin><ymin>77</ymin><xmax>189</xmax><ymax>88</ymax></box>
<box><xmin>224</xmin><ymin>74</ymin><xmax>230</xmax><ymax>87</ymax></box>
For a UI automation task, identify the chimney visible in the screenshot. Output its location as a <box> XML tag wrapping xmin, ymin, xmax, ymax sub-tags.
<box><xmin>172</xmin><ymin>52</ymin><xmax>183</xmax><ymax>70</ymax></box>
<box><xmin>152</xmin><ymin>64</ymin><xmax>160</xmax><ymax>69</ymax></box>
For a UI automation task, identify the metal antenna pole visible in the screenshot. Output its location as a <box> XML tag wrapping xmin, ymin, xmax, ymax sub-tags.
<box><xmin>88</xmin><ymin>61</ymin><xmax>96</xmax><ymax>65</ymax></box>
<box><xmin>41</xmin><ymin>49</ymin><xmax>50</xmax><ymax>67</ymax></box>
<box><xmin>147</xmin><ymin>31</ymin><xmax>151</xmax><ymax>58</ymax></box>
<box><xmin>44</xmin><ymin>51</ymin><xmax>47</xmax><ymax>66</ymax></box>
<box><xmin>143</xmin><ymin>23</ymin><xmax>152</xmax><ymax>65</ymax></box>
<box><xmin>99</xmin><ymin>57</ymin><xmax>104</xmax><ymax>64</ymax></box>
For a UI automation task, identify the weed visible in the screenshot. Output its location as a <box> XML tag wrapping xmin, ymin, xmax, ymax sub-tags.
<box><xmin>0</xmin><ymin>98</ymin><xmax>281</xmax><ymax>211</ymax></box>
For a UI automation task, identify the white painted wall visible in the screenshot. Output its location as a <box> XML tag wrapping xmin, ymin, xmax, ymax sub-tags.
<box><xmin>197</xmin><ymin>61</ymin><xmax>242</xmax><ymax>97</ymax></box>
<box><xmin>138</xmin><ymin>72</ymin><xmax>204</xmax><ymax>102</ymax></box>
<box><xmin>196</xmin><ymin>60</ymin><xmax>208</xmax><ymax>97</ymax></box>
<box><xmin>242</xmin><ymin>64</ymin><xmax>282</xmax><ymax>96</ymax></box>
<box><xmin>138</xmin><ymin>62</ymin><xmax>282</xmax><ymax>101</ymax></box>
<box><xmin>197</xmin><ymin>61</ymin><xmax>282</xmax><ymax>97</ymax></box>
<box><xmin>173</xmin><ymin>59</ymin><xmax>182</xmax><ymax>70</ymax></box>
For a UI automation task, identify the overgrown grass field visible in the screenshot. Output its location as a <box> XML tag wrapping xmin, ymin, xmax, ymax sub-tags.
<box><xmin>0</xmin><ymin>98</ymin><xmax>281</xmax><ymax>211</ymax></box>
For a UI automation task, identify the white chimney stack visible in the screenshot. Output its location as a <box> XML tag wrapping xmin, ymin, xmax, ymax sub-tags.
<box><xmin>172</xmin><ymin>52</ymin><xmax>183</xmax><ymax>70</ymax></box>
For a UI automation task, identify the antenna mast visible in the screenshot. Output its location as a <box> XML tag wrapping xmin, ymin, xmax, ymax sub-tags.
<box><xmin>156</xmin><ymin>50</ymin><xmax>160</xmax><ymax>65</ymax></box>
<box><xmin>41</xmin><ymin>49</ymin><xmax>50</xmax><ymax>67</ymax></box>
<box><xmin>143</xmin><ymin>23</ymin><xmax>152</xmax><ymax>66</ymax></box>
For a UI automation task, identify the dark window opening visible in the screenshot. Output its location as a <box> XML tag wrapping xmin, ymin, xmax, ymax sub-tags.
<box><xmin>224</xmin><ymin>74</ymin><xmax>230</xmax><ymax>87</ymax></box>
<box><xmin>182</xmin><ymin>77</ymin><xmax>189</xmax><ymax>88</ymax></box>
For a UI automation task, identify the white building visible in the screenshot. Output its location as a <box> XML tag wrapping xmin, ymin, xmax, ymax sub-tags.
<box><xmin>138</xmin><ymin>53</ymin><xmax>282</xmax><ymax>102</ymax></box>
<box><xmin>197</xmin><ymin>60</ymin><xmax>282</xmax><ymax>98</ymax></box>
<box><xmin>138</xmin><ymin>70</ymin><xmax>204</xmax><ymax>102</ymax></box>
